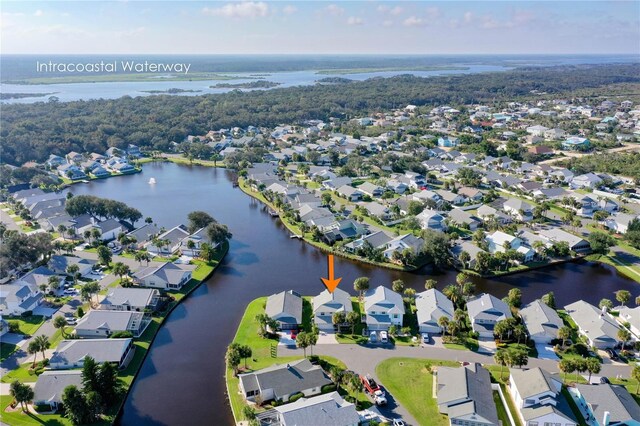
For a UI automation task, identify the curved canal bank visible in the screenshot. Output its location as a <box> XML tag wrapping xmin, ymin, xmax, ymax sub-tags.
<box><xmin>61</xmin><ymin>163</ymin><xmax>638</xmax><ymax>426</ymax></box>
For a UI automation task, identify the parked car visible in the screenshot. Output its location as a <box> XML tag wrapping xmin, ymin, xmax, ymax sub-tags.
<box><xmin>63</xmin><ymin>288</ymin><xmax>77</xmax><ymax>295</ymax></box>
<box><xmin>369</xmin><ymin>331</ymin><xmax>377</xmax><ymax>343</ymax></box>
<box><xmin>392</xmin><ymin>419</ymin><xmax>406</xmax><ymax>426</ymax></box>
<box><xmin>360</xmin><ymin>374</ymin><xmax>381</xmax><ymax>394</ymax></box>
<box><xmin>422</xmin><ymin>332</ymin><xmax>430</xmax><ymax>343</ymax></box>
<box><xmin>599</xmin><ymin>376</ymin><xmax>610</xmax><ymax>384</ymax></box>
<box><xmin>63</xmin><ymin>312</ymin><xmax>74</xmax><ymax>318</ymax></box>
<box><xmin>606</xmin><ymin>348</ymin><xmax>619</xmax><ymax>360</ymax></box>
<box><xmin>380</xmin><ymin>331</ymin><xmax>388</xmax><ymax>343</ymax></box>
<box><xmin>373</xmin><ymin>389</ymin><xmax>387</xmax><ymax>405</ymax></box>
<box><xmin>65</xmin><ymin>317</ymin><xmax>77</xmax><ymax>325</ymax></box>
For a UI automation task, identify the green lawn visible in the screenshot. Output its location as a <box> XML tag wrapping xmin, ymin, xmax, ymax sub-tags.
<box><xmin>376</xmin><ymin>358</ymin><xmax>459</xmax><ymax>426</ymax></box>
<box><xmin>0</xmin><ymin>395</ymin><xmax>68</xmax><ymax>426</ymax></box>
<box><xmin>493</xmin><ymin>391</ymin><xmax>512</xmax><ymax>426</ymax></box>
<box><xmin>226</xmin><ymin>297</ymin><xmax>365</xmax><ymax>422</ymax></box>
<box><xmin>443</xmin><ymin>336</ymin><xmax>479</xmax><ymax>352</ymax></box>
<box><xmin>1</xmin><ymin>362</ymin><xmax>42</xmax><ymax>384</ymax></box>
<box><xmin>335</xmin><ymin>299</ymin><xmax>368</xmax><ymax>344</ymax></box>
<box><xmin>5</xmin><ymin>316</ymin><xmax>45</xmax><ymax>336</ymax></box>
<box><xmin>1</xmin><ymin>343</ymin><xmax>18</xmax><ymax>362</ymax></box>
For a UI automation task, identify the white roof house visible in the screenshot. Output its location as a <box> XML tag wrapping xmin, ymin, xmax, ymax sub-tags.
<box><xmin>33</xmin><ymin>370</ymin><xmax>83</xmax><ymax>410</ymax></box>
<box><xmin>98</xmin><ymin>288</ymin><xmax>160</xmax><ymax>312</ymax></box>
<box><xmin>266</xmin><ymin>290</ymin><xmax>303</xmax><ymax>330</ymax></box>
<box><xmin>49</xmin><ymin>338</ymin><xmax>134</xmax><ymax>369</ymax></box>
<box><xmin>564</xmin><ymin>300</ymin><xmax>622</xmax><ymax>349</ymax></box>
<box><xmin>74</xmin><ymin>310</ymin><xmax>149</xmax><ymax>338</ymax></box>
<box><xmin>312</xmin><ymin>288</ymin><xmax>353</xmax><ymax>331</ymax></box>
<box><xmin>466</xmin><ymin>293</ymin><xmax>513</xmax><ymax>338</ymax></box>
<box><xmin>268</xmin><ymin>391</ymin><xmax>360</xmax><ymax>426</ymax></box>
<box><xmin>415</xmin><ymin>289</ymin><xmax>455</xmax><ymax>334</ymax></box>
<box><xmin>132</xmin><ymin>262</ymin><xmax>195</xmax><ymax>290</ymax></box>
<box><xmin>363</xmin><ymin>286</ymin><xmax>405</xmax><ymax>331</ymax></box>
<box><xmin>519</xmin><ymin>300</ymin><xmax>564</xmax><ymax>344</ymax></box>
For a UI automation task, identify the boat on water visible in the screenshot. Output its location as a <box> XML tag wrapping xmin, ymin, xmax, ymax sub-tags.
<box><xmin>148</xmin><ymin>178</ymin><xmax>157</xmax><ymax>184</ymax></box>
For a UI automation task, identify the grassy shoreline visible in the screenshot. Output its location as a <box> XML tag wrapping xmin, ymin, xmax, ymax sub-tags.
<box><xmin>237</xmin><ymin>178</ymin><xmax>423</xmax><ymax>272</ymax></box>
<box><xmin>1</xmin><ymin>242</ymin><xmax>229</xmax><ymax>426</ymax></box>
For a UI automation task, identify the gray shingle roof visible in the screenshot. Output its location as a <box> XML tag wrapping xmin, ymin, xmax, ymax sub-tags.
<box><xmin>576</xmin><ymin>384</ymin><xmax>640</xmax><ymax>424</ymax></box>
<box><xmin>133</xmin><ymin>262</ymin><xmax>194</xmax><ymax>286</ymax></box>
<box><xmin>33</xmin><ymin>370</ymin><xmax>83</xmax><ymax>404</ymax></box>
<box><xmin>74</xmin><ymin>310</ymin><xmax>143</xmax><ymax>333</ymax></box>
<box><xmin>99</xmin><ymin>288</ymin><xmax>158</xmax><ymax>309</ymax></box>
<box><xmin>415</xmin><ymin>289</ymin><xmax>454</xmax><ymax>327</ymax></box>
<box><xmin>520</xmin><ymin>300</ymin><xmax>563</xmax><ymax>338</ymax></box>
<box><xmin>238</xmin><ymin>358</ymin><xmax>332</xmax><ymax>400</ymax></box>
<box><xmin>363</xmin><ymin>286</ymin><xmax>405</xmax><ymax>314</ymax></box>
<box><xmin>564</xmin><ymin>300</ymin><xmax>621</xmax><ymax>345</ymax></box>
<box><xmin>437</xmin><ymin>363</ymin><xmax>499</xmax><ymax>425</ymax></box>
<box><xmin>466</xmin><ymin>293</ymin><xmax>512</xmax><ymax>323</ymax></box>
<box><xmin>275</xmin><ymin>391</ymin><xmax>359</xmax><ymax>426</ymax></box>
<box><xmin>50</xmin><ymin>338</ymin><xmax>132</xmax><ymax>365</ymax></box>
<box><xmin>265</xmin><ymin>290</ymin><xmax>303</xmax><ymax>325</ymax></box>
<box><xmin>509</xmin><ymin>367</ymin><xmax>561</xmax><ymax>400</ymax></box>
<box><xmin>312</xmin><ymin>288</ymin><xmax>352</xmax><ymax>315</ymax></box>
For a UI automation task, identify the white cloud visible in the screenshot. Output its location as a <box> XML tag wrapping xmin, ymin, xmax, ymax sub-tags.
<box><xmin>390</xmin><ymin>6</ymin><xmax>403</xmax><ymax>16</ymax></box>
<box><xmin>325</xmin><ymin>4</ymin><xmax>344</xmax><ymax>16</ymax></box>
<box><xmin>282</xmin><ymin>5</ymin><xmax>297</xmax><ymax>15</ymax></box>
<box><xmin>347</xmin><ymin>16</ymin><xmax>364</xmax><ymax>26</ymax></box>
<box><xmin>463</xmin><ymin>12</ymin><xmax>473</xmax><ymax>24</ymax></box>
<box><xmin>426</xmin><ymin>7</ymin><xmax>440</xmax><ymax>20</ymax></box>
<box><xmin>403</xmin><ymin>16</ymin><xmax>425</xmax><ymax>27</ymax></box>
<box><xmin>114</xmin><ymin>27</ymin><xmax>146</xmax><ymax>38</ymax></box>
<box><xmin>34</xmin><ymin>10</ymin><xmax>43</xmax><ymax>17</ymax></box>
<box><xmin>202</xmin><ymin>2</ymin><xmax>269</xmax><ymax>19</ymax></box>
<box><xmin>382</xmin><ymin>20</ymin><xmax>394</xmax><ymax>27</ymax></box>
<box><xmin>1</xmin><ymin>12</ymin><xmax>25</xmax><ymax>17</ymax></box>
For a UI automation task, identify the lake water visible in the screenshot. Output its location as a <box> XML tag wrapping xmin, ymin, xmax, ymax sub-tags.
<box><xmin>63</xmin><ymin>163</ymin><xmax>639</xmax><ymax>425</ymax></box>
<box><xmin>1</xmin><ymin>65</ymin><xmax>509</xmax><ymax>104</ymax></box>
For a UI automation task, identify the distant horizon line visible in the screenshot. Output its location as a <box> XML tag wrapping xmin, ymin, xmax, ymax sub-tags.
<box><xmin>2</xmin><ymin>52</ymin><xmax>639</xmax><ymax>57</ymax></box>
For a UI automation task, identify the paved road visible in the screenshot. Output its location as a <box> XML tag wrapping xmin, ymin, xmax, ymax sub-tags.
<box><xmin>280</xmin><ymin>343</ymin><xmax>634</xmax><ymax>426</ymax></box>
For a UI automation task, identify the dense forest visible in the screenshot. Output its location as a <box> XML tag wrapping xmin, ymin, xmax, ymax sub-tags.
<box><xmin>1</xmin><ymin>63</ymin><xmax>639</xmax><ymax>166</ymax></box>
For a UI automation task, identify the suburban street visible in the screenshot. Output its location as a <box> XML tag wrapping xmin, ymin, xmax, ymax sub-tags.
<box><xmin>279</xmin><ymin>342</ymin><xmax>635</xmax><ymax>426</ymax></box>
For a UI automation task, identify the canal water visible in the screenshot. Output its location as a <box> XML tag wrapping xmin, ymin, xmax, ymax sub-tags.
<box><xmin>64</xmin><ymin>162</ymin><xmax>639</xmax><ymax>426</ymax></box>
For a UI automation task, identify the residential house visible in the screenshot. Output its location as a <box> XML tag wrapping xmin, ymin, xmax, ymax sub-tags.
<box><xmin>261</xmin><ymin>391</ymin><xmax>359</xmax><ymax>426</ymax></box>
<box><xmin>146</xmin><ymin>224</ymin><xmax>191</xmax><ymax>255</ymax></box>
<box><xmin>562</xmin><ymin>137</ymin><xmax>590</xmax><ymax>151</ymax></box>
<box><xmin>564</xmin><ymin>300</ymin><xmax>621</xmax><ymax>349</ymax></box>
<box><xmin>179</xmin><ymin>227</ymin><xmax>210</xmax><ymax>257</ymax></box>
<box><xmin>386</xmin><ymin>179</ymin><xmax>408</xmax><ymax>194</ymax></box>
<box><xmin>436</xmin><ymin>363</ymin><xmax>499</xmax><ymax>426</ymax></box>
<box><xmin>509</xmin><ymin>368</ymin><xmax>576</xmax><ymax>426</ymax></box>
<box><xmin>457</xmin><ymin>187</ymin><xmax>484</xmax><ymax>202</ymax></box>
<box><xmin>615</xmin><ymin>306</ymin><xmax>640</xmax><ymax>338</ymax></box>
<box><xmin>416</xmin><ymin>209</ymin><xmax>447</xmax><ymax>232</ymax></box>
<box><xmin>99</xmin><ymin>288</ymin><xmax>160</xmax><ymax>312</ymax></box>
<box><xmin>451</xmin><ymin>241</ymin><xmax>488</xmax><ymax>269</ymax></box>
<box><xmin>0</xmin><ymin>284</ymin><xmax>43</xmax><ymax>316</ymax></box>
<box><xmin>312</xmin><ymin>288</ymin><xmax>353</xmax><ymax>331</ymax></box>
<box><xmin>570</xmin><ymin>173</ymin><xmax>602</xmax><ymax>189</ymax></box>
<box><xmin>49</xmin><ymin>338</ymin><xmax>134</xmax><ymax>370</ymax></box>
<box><xmin>266</xmin><ymin>290</ymin><xmax>303</xmax><ymax>331</ymax></box>
<box><xmin>502</xmin><ymin>198</ymin><xmax>534</xmax><ymax>222</ymax></box>
<box><xmin>363</xmin><ymin>286</ymin><xmax>405</xmax><ymax>331</ymax></box>
<box><xmin>573</xmin><ymin>384</ymin><xmax>640</xmax><ymax>426</ymax></box>
<box><xmin>604</xmin><ymin>213</ymin><xmax>640</xmax><ymax>234</ymax></box>
<box><xmin>436</xmin><ymin>189</ymin><xmax>466</xmax><ymax>206</ymax></box>
<box><xmin>438</xmin><ymin>137</ymin><xmax>459</xmax><ymax>147</ymax></box>
<box><xmin>415</xmin><ymin>289</ymin><xmax>455</xmax><ymax>334</ymax></box>
<box><xmin>477</xmin><ymin>205</ymin><xmax>512</xmax><ymax>226</ymax></box>
<box><xmin>344</xmin><ymin>231</ymin><xmax>393</xmax><ymax>254</ymax></box>
<box><xmin>132</xmin><ymin>262</ymin><xmax>194</xmax><ymax>290</ymax></box>
<box><xmin>33</xmin><ymin>371</ymin><xmax>83</xmax><ymax>411</ymax></box>
<box><xmin>466</xmin><ymin>293</ymin><xmax>513</xmax><ymax>338</ymax></box>
<box><xmin>48</xmin><ymin>255</ymin><xmax>97</xmax><ymax>278</ymax></box>
<box><xmin>74</xmin><ymin>310</ymin><xmax>149</xmax><ymax>338</ymax></box>
<box><xmin>126</xmin><ymin>223</ymin><xmax>160</xmax><ymax>248</ymax></box>
<box><xmin>359</xmin><ymin>202</ymin><xmax>391</xmax><ymax>221</ymax></box>
<box><xmin>238</xmin><ymin>358</ymin><xmax>332</xmax><ymax>403</ymax></box>
<box><xmin>486</xmin><ymin>231</ymin><xmax>535</xmax><ymax>262</ymax></box>
<box><xmin>358</xmin><ymin>182</ymin><xmax>384</xmax><ymax>198</ymax></box>
<box><xmin>382</xmin><ymin>234</ymin><xmax>424</xmax><ymax>260</ymax></box>
<box><xmin>336</xmin><ymin>185</ymin><xmax>363</xmax><ymax>202</ymax></box>
<box><xmin>519</xmin><ymin>300</ymin><xmax>563</xmax><ymax>344</ymax></box>
<box><xmin>92</xmin><ymin>218</ymin><xmax>124</xmax><ymax>241</ymax></box>
<box><xmin>448</xmin><ymin>209</ymin><xmax>481</xmax><ymax>231</ymax></box>
<box><xmin>46</xmin><ymin>154</ymin><xmax>66</xmax><ymax>168</ymax></box>
<box><xmin>538</xmin><ymin>229</ymin><xmax>591</xmax><ymax>253</ymax></box>
<box><xmin>57</xmin><ymin>164</ymin><xmax>87</xmax><ymax>180</ymax></box>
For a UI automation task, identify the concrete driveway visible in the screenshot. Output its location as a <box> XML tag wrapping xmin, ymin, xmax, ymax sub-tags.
<box><xmin>477</xmin><ymin>337</ymin><xmax>497</xmax><ymax>354</ymax></box>
<box><xmin>535</xmin><ymin>343</ymin><xmax>559</xmax><ymax>360</ymax></box>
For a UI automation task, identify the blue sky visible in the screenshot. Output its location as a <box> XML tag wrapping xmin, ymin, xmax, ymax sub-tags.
<box><xmin>1</xmin><ymin>1</ymin><xmax>639</xmax><ymax>54</ymax></box>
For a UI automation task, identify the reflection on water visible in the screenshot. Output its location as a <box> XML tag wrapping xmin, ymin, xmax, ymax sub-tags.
<box><xmin>64</xmin><ymin>163</ymin><xmax>637</xmax><ymax>426</ymax></box>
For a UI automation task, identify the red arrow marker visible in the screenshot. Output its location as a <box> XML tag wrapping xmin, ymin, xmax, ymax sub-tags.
<box><xmin>321</xmin><ymin>254</ymin><xmax>342</xmax><ymax>293</ymax></box>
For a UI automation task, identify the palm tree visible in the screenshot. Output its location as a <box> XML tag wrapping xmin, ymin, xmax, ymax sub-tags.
<box><xmin>53</xmin><ymin>316</ymin><xmax>68</xmax><ymax>338</ymax></box>
<box><xmin>438</xmin><ymin>317</ymin><xmax>450</xmax><ymax>337</ymax></box>
<box><xmin>443</xmin><ymin>285</ymin><xmax>462</xmax><ymax>307</ymax></box>
<box><xmin>34</xmin><ymin>335</ymin><xmax>50</xmax><ymax>361</ymax></box>
<box><xmin>27</xmin><ymin>340</ymin><xmax>39</xmax><ymax>368</ymax></box>
<box><xmin>494</xmin><ymin>349</ymin><xmax>508</xmax><ymax>380</ymax></box>
<box><xmin>424</xmin><ymin>279</ymin><xmax>437</xmax><ymax>290</ymax></box>
<box><xmin>57</xmin><ymin>224</ymin><xmax>67</xmax><ymax>240</ymax></box>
